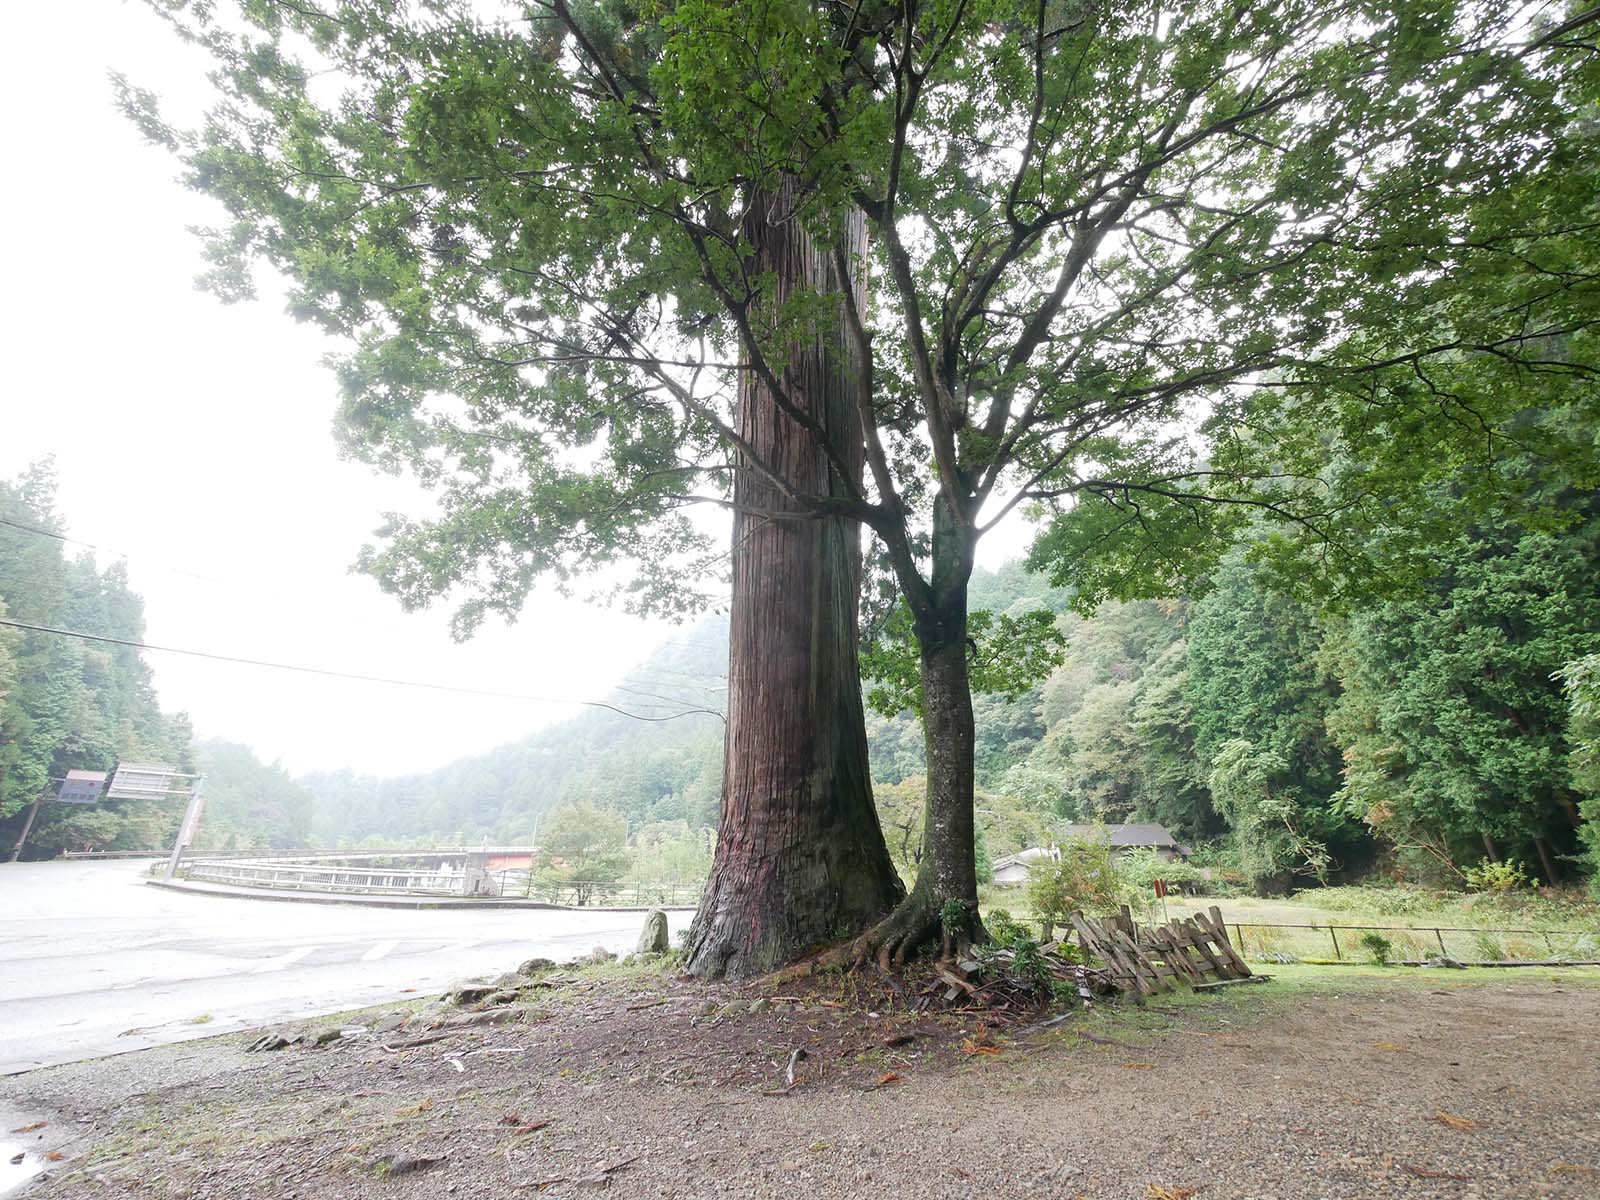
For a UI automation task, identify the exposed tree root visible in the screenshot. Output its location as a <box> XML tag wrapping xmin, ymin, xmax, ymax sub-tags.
<box><xmin>824</xmin><ymin>891</ymin><xmax>954</xmax><ymax>972</ymax></box>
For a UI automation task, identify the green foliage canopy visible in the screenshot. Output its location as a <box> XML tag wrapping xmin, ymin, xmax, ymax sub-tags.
<box><xmin>122</xmin><ymin>0</ymin><xmax>1600</xmax><ymax>644</ymax></box>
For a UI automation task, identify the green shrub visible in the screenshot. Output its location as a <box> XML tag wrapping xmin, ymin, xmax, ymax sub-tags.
<box><xmin>985</xmin><ymin>909</ymin><xmax>1035</xmax><ymax>948</ymax></box>
<box><xmin>1026</xmin><ymin>837</ymin><xmax>1129</xmax><ymax>931</ymax></box>
<box><xmin>1119</xmin><ymin>848</ymin><xmax>1207</xmax><ymax>894</ymax></box>
<box><xmin>1460</xmin><ymin>858</ymin><xmax>1531</xmax><ymax>894</ymax></box>
<box><xmin>1359</xmin><ymin>931</ymin><xmax>1394</xmax><ymax>965</ymax></box>
<box><xmin>980</xmin><ymin>909</ymin><xmax>1079</xmax><ymax>1004</ymax></box>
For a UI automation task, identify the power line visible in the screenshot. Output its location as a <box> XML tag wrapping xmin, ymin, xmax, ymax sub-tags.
<box><xmin>0</xmin><ymin>617</ymin><xmax>725</xmax><ymax>724</ymax></box>
<box><xmin>0</xmin><ymin>515</ymin><xmax>70</xmax><ymax>542</ymax></box>
<box><xmin>0</xmin><ymin>515</ymin><xmax>228</xmax><ymax>584</ymax></box>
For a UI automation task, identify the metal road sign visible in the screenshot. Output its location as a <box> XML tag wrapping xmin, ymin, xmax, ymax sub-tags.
<box><xmin>55</xmin><ymin>770</ymin><xmax>108</xmax><ymax>805</ymax></box>
<box><xmin>106</xmin><ymin>763</ymin><xmax>182</xmax><ymax>800</ymax></box>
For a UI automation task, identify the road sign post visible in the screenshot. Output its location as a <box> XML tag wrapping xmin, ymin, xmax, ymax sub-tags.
<box><xmin>7</xmin><ymin>771</ymin><xmax>109</xmax><ymax>862</ymax></box>
<box><xmin>163</xmin><ymin>774</ymin><xmax>207</xmax><ymax>882</ymax></box>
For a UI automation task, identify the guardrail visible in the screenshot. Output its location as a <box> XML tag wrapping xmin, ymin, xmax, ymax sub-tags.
<box><xmin>182</xmin><ymin>858</ymin><xmax>478</xmax><ymax>896</ymax></box>
<box><xmin>177</xmin><ymin>854</ymin><xmax>703</xmax><ymax>907</ymax></box>
<box><xmin>73</xmin><ymin>846</ymin><xmax>541</xmax><ymax>862</ymax></box>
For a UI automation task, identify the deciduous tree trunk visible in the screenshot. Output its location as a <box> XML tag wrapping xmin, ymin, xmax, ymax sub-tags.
<box><xmin>836</xmin><ymin>487</ymin><xmax>984</xmax><ymax>966</ymax></box>
<box><xmin>683</xmin><ymin>182</ymin><xmax>902</xmax><ymax>978</ymax></box>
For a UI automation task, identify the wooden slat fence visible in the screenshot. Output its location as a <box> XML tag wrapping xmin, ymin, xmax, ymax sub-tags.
<box><xmin>1071</xmin><ymin>905</ymin><xmax>1263</xmax><ymax>999</ymax></box>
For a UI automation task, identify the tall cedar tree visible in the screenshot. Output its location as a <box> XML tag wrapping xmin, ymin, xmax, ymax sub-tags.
<box><xmin>127</xmin><ymin>0</ymin><xmax>1600</xmax><ymax>964</ymax></box>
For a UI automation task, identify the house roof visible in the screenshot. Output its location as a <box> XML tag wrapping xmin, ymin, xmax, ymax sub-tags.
<box><xmin>991</xmin><ymin>846</ymin><xmax>1058</xmax><ymax>871</ymax></box>
<box><xmin>1059</xmin><ymin>822</ymin><xmax>1182</xmax><ymax>849</ymax></box>
<box><xmin>992</xmin><ymin>825</ymin><xmax>1188</xmax><ymax>874</ymax></box>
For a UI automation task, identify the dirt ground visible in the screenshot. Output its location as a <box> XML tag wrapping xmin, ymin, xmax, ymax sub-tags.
<box><xmin>5</xmin><ymin>962</ymin><xmax>1598</xmax><ymax>1200</ymax></box>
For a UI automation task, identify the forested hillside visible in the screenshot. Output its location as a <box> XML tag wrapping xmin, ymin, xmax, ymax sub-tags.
<box><xmin>190</xmin><ymin>739</ymin><xmax>314</xmax><ymax>851</ymax></box>
<box><xmin>0</xmin><ymin>464</ymin><xmax>195</xmax><ymax>856</ymax></box>
<box><xmin>5</xmin><ymin>452</ymin><xmax>1596</xmax><ymax>890</ymax></box>
<box><xmin>302</xmin><ymin>618</ymin><xmax>728</xmax><ymax>847</ymax></box>
<box><xmin>301</xmin><ymin>484</ymin><xmax>1600</xmax><ymax>893</ymax></box>
<box><xmin>0</xmin><ymin>464</ymin><xmax>320</xmax><ymax>858</ymax></box>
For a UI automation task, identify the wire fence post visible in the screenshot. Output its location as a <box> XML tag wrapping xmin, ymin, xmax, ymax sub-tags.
<box><xmin>1434</xmin><ymin>928</ymin><xmax>1447</xmax><ymax>956</ymax></box>
<box><xmin>1328</xmin><ymin>927</ymin><xmax>1341</xmax><ymax>960</ymax></box>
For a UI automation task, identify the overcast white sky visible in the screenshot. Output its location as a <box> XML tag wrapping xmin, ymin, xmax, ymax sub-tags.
<box><xmin>0</xmin><ymin>3</ymin><xmax>1028</xmax><ymax>778</ymax></box>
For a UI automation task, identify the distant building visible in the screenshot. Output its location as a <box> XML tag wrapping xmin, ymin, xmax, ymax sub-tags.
<box><xmin>991</xmin><ymin>845</ymin><xmax>1060</xmax><ymax>887</ymax></box>
<box><xmin>1059</xmin><ymin>822</ymin><xmax>1191</xmax><ymax>861</ymax></box>
<box><xmin>990</xmin><ymin>823</ymin><xmax>1190</xmax><ymax>888</ymax></box>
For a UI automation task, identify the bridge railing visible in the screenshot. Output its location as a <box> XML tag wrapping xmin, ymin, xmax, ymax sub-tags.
<box><xmin>176</xmin><ymin>854</ymin><xmax>703</xmax><ymax>906</ymax></box>
<box><xmin>181</xmin><ymin>857</ymin><xmax>477</xmax><ymax>895</ymax></box>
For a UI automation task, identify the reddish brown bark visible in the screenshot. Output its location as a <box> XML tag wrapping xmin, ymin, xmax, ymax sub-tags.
<box><xmin>683</xmin><ymin>182</ymin><xmax>902</xmax><ymax>978</ymax></box>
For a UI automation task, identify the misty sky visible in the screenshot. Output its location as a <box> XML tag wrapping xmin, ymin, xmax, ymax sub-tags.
<box><xmin>0</xmin><ymin>3</ymin><xmax>1027</xmax><ymax>777</ymax></box>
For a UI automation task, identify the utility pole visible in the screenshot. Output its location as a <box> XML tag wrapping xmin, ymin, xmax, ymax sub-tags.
<box><xmin>6</xmin><ymin>796</ymin><xmax>43</xmax><ymax>863</ymax></box>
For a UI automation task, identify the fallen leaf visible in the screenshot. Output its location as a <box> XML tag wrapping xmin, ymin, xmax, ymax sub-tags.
<box><xmin>44</xmin><ymin>1152</ymin><xmax>64</xmax><ymax>1162</ymax></box>
<box><xmin>397</xmin><ymin>1097</ymin><xmax>435</xmax><ymax>1118</ymax></box>
<box><xmin>1373</xmin><ymin>1041</ymin><xmax>1407</xmax><ymax>1052</ymax></box>
<box><xmin>1430</xmin><ymin>1111</ymin><xmax>1481</xmax><ymax>1132</ymax></box>
<box><xmin>808</xmin><ymin>1140</ymin><xmax>830</xmax><ymax>1153</ymax></box>
<box><xmin>1550</xmin><ymin>1163</ymin><xmax>1599</xmax><ymax>1177</ymax></box>
<box><xmin>960</xmin><ymin>1039</ymin><xmax>1002</xmax><ymax>1056</ymax></box>
<box><xmin>11</xmin><ymin>1123</ymin><xmax>47</xmax><ymax>1134</ymax></box>
<box><xmin>870</xmin><ymin>1071</ymin><xmax>902</xmax><ymax>1089</ymax></box>
<box><xmin>1122</xmin><ymin>1062</ymin><xmax>1156</xmax><ymax>1070</ymax></box>
<box><xmin>1146</xmin><ymin>1185</ymin><xmax>1197</xmax><ymax>1199</ymax></box>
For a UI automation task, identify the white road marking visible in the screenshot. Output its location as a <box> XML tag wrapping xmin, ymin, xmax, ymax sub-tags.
<box><xmin>251</xmin><ymin>945</ymin><xmax>322</xmax><ymax>974</ymax></box>
<box><xmin>361</xmin><ymin>939</ymin><xmax>399</xmax><ymax>963</ymax></box>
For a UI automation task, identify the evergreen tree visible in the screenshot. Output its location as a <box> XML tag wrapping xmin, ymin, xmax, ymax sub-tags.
<box><xmin>1185</xmin><ymin>557</ymin><xmax>1355</xmax><ymax>885</ymax></box>
<box><xmin>1330</xmin><ymin>505</ymin><xmax>1600</xmax><ymax>882</ymax></box>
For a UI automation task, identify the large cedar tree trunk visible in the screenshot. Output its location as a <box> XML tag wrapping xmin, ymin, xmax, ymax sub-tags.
<box><xmin>683</xmin><ymin>182</ymin><xmax>903</xmax><ymax>978</ymax></box>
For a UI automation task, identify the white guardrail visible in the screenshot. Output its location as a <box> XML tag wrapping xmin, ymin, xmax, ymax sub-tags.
<box><xmin>176</xmin><ymin>853</ymin><xmax>704</xmax><ymax>906</ymax></box>
<box><xmin>181</xmin><ymin>857</ymin><xmax>478</xmax><ymax>895</ymax></box>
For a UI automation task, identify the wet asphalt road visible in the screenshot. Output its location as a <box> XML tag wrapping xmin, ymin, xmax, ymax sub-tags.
<box><xmin>0</xmin><ymin>859</ymin><xmax>685</xmax><ymax>1074</ymax></box>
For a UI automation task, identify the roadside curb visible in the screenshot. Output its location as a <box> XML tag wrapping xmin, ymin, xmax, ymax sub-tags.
<box><xmin>145</xmin><ymin>879</ymin><xmax>696</xmax><ymax>913</ymax></box>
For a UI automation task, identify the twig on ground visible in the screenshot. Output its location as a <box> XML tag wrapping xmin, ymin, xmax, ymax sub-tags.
<box><xmin>785</xmin><ymin>1047</ymin><xmax>807</xmax><ymax>1089</ymax></box>
<box><xmin>515</xmin><ymin>1152</ymin><xmax>641</xmax><ymax>1190</ymax></box>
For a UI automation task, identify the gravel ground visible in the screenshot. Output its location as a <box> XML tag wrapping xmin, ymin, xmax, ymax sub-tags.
<box><xmin>4</xmin><ymin>964</ymin><xmax>1597</xmax><ymax>1200</ymax></box>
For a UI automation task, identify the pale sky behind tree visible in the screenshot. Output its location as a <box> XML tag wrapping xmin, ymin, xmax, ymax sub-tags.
<box><xmin>0</xmin><ymin>2</ymin><xmax>1026</xmax><ymax>776</ymax></box>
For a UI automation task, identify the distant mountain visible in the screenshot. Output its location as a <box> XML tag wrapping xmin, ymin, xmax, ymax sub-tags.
<box><xmin>301</xmin><ymin>617</ymin><xmax>729</xmax><ymax>847</ymax></box>
<box><xmin>295</xmin><ymin>562</ymin><xmax>1079</xmax><ymax>850</ymax></box>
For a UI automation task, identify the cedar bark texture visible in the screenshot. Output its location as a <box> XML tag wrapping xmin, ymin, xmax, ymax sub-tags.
<box><xmin>683</xmin><ymin>182</ymin><xmax>903</xmax><ymax>979</ymax></box>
